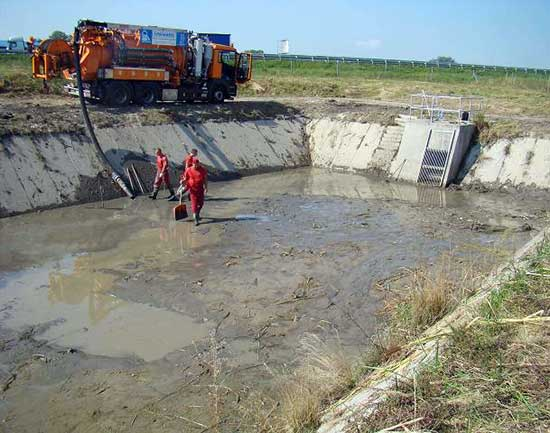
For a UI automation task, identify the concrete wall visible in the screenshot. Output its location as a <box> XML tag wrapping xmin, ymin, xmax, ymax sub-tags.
<box><xmin>462</xmin><ymin>136</ymin><xmax>550</xmax><ymax>189</ymax></box>
<box><xmin>308</xmin><ymin>117</ymin><xmax>474</xmax><ymax>186</ymax></box>
<box><xmin>0</xmin><ymin>119</ymin><xmax>307</xmax><ymax>217</ymax></box>
<box><xmin>3</xmin><ymin>115</ymin><xmax>548</xmax><ymax>218</ymax></box>
<box><xmin>306</xmin><ymin>118</ymin><xmax>403</xmax><ymax>175</ymax></box>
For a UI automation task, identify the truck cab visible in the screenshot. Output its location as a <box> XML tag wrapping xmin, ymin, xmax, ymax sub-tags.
<box><xmin>205</xmin><ymin>44</ymin><xmax>251</xmax><ymax>102</ymax></box>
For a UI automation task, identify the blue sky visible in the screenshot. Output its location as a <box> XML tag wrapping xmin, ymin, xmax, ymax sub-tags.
<box><xmin>1</xmin><ymin>0</ymin><xmax>549</xmax><ymax>68</ymax></box>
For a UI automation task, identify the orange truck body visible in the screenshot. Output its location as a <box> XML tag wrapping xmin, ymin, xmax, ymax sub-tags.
<box><xmin>32</xmin><ymin>20</ymin><xmax>252</xmax><ymax>105</ymax></box>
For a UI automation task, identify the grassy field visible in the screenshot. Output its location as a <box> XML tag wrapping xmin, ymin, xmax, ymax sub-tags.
<box><xmin>0</xmin><ymin>53</ymin><xmax>66</xmax><ymax>94</ymax></box>
<box><xmin>242</xmin><ymin>59</ymin><xmax>550</xmax><ymax>117</ymax></box>
<box><xmin>2</xmin><ymin>53</ymin><xmax>549</xmax><ymax>118</ymax></box>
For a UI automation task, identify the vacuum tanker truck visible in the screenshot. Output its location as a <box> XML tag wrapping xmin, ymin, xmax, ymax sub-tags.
<box><xmin>32</xmin><ymin>20</ymin><xmax>252</xmax><ymax>106</ymax></box>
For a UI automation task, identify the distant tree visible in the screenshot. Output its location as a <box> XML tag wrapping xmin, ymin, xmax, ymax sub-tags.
<box><xmin>49</xmin><ymin>30</ymin><xmax>71</xmax><ymax>41</ymax></box>
<box><xmin>430</xmin><ymin>56</ymin><xmax>457</xmax><ymax>64</ymax></box>
<box><xmin>245</xmin><ymin>49</ymin><xmax>264</xmax><ymax>54</ymax></box>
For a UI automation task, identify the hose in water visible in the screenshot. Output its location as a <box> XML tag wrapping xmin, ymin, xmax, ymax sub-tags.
<box><xmin>73</xmin><ymin>25</ymin><xmax>135</xmax><ymax>199</ymax></box>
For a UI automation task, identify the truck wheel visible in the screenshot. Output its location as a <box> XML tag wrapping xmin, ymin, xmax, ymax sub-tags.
<box><xmin>105</xmin><ymin>82</ymin><xmax>132</xmax><ymax>107</ymax></box>
<box><xmin>134</xmin><ymin>83</ymin><xmax>159</xmax><ymax>106</ymax></box>
<box><xmin>209</xmin><ymin>85</ymin><xmax>225</xmax><ymax>103</ymax></box>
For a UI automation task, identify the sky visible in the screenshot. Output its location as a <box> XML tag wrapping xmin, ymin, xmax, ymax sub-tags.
<box><xmin>1</xmin><ymin>0</ymin><xmax>549</xmax><ymax>68</ymax></box>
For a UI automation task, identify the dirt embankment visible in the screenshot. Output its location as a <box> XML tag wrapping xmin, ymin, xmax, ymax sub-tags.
<box><xmin>0</xmin><ymin>92</ymin><xmax>410</xmax><ymax>138</ymax></box>
<box><xmin>0</xmin><ymin>94</ymin><xmax>304</xmax><ymax>137</ymax></box>
<box><xmin>2</xmin><ymin>92</ymin><xmax>549</xmax><ymax>139</ymax></box>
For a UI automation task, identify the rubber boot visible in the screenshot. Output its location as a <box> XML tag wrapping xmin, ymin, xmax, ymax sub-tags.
<box><xmin>149</xmin><ymin>188</ymin><xmax>158</xmax><ymax>200</ymax></box>
<box><xmin>193</xmin><ymin>213</ymin><xmax>200</xmax><ymax>226</ymax></box>
<box><xmin>166</xmin><ymin>187</ymin><xmax>178</xmax><ymax>201</ymax></box>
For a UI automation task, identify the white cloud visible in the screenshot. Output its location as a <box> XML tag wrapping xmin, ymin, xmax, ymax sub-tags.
<box><xmin>355</xmin><ymin>39</ymin><xmax>382</xmax><ymax>49</ymax></box>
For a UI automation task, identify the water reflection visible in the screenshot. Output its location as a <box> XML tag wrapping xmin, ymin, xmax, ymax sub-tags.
<box><xmin>304</xmin><ymin>170</ymin><xmax>453</xmax><ymax>207</ymax></box>
<box><xmin>0</xmin><ymin>254</ymin><xmax>209</xmax><ymax>361</ymax></box>
<box><xmin>49</xmin><ymin>267</ymin><xmax>121</xmax><ymax>325</ymax></box>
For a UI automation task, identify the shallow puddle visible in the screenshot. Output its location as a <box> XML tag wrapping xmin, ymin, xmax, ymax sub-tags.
<box><xmin>0</xmin><ymin>255</ymin><xmax>209</xmax><ymax>361</ymax></box>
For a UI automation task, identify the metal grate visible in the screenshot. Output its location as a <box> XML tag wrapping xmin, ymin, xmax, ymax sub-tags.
<box><xmin>417</xmin><ymin>129</ymin><xmax>456</xmax><ymax>187</ymax></box>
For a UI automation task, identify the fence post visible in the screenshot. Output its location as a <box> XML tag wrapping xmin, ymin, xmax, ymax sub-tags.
<box><xmin>336</xmin><ymin>60</ymin><xmax>339</xmax><ymax>77</ymax></box>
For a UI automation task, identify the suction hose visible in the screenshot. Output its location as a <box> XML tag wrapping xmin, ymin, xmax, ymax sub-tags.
<box><xmin>73</xmin><ymin>25</ymin><xmax>135</xmax><ymax>199</ymax></box>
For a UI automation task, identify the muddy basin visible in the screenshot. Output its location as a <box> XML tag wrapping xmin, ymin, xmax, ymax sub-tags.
<box><xmin>0</xmin><ymin>168</ymin><xmax>546</xmax><ymax>432</ymax></box>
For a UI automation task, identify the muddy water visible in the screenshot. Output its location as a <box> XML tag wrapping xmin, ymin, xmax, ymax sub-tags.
<box><xmin>0</xmin><ymin>168</ymin><xmax>546</xmax><ymax>432</ymax></box>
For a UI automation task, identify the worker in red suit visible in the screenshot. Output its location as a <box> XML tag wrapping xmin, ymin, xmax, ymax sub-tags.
<box><xmin>182</xmin><ymin>159</ymin><xmax>208</xmax><ymax>225</ymax></box>
<box><xmin>149</xmin><ymin>148</ymin><xmax>176</xmax><ymax>200</ymax></box>
<box><xmin>184</xmin><ymin>148</ymin><xmax>198</xmax><ymax>169</ymax></box>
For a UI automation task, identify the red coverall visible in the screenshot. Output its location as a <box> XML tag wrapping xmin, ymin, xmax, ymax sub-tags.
<box><xmin>184</xmin><ymin>154</ymin><xmax>197</xmax><ymax>169</ymax></box>
<box><xmin>184</xmin><ymin>165</ymin><xmax>208</xmax><ymax>214</ymax></box>
<box><xmin>154</xmin><ymin>153</ymin><xmax>170</xmax><ymax>189</ymax></box>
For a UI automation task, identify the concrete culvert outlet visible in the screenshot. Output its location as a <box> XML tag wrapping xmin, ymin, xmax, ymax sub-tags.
<box><xmin>0</xmin><ymin>101</ymin><xmax>549</xmax><ymax>432</ymax></box>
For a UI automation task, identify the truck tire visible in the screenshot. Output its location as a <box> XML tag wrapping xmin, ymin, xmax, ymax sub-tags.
<box><xmin>134</xmin><ymin>83</ymin><xmax>159</xmax><ymax>106</ymax></box>
<box><xmin>208</xmin><ymin>85</ymin><xmax>225</xmax><ymax>103</ymax></box>
<box><xmin>105</xmin><ymin>81</ymin><xmax>132</xmax><ymax>107</ymax></box>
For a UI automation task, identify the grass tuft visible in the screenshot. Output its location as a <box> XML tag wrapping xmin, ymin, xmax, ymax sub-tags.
<box><xmin>279</xmin><ymin>333</ymin><xmax>355</xmax><ymax>432</ymax></box>
<box><xmin>240</xmin><ymin>332</ymin><xmax>355</xmax><ymax>433</ymax></box>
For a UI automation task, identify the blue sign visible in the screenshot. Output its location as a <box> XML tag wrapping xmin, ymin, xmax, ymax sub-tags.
<box><xmin>140</xmin><ymin>29</ymin><xmax>153</xmax><ymax>44</ymax></box>
<box><xmin>140</xmin><ymin>28</ymin><xmax>188</xmax><ymax>47</ymax></box>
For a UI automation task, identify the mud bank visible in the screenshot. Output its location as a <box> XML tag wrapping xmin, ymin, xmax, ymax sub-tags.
<box><xmin>0</xmin><ymin>169</ymin><xmax>547</xmax><ymax>433</ymax></box>
<box><xmin>318</xmin><ymin>224</ymin><xmax>550</xmax><ymax>433</ymax></box>
<box><xmin>0</xmin><ymin>119</ymin><xmax>307</xmax><ymax>217</ymax></box>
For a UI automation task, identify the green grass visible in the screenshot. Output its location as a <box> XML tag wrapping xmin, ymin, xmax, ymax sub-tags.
<box><xmin>242</xmin><ymin>59</ymin><xmax>550</xmax><ymax>117</ymax></box>
<box><xmin>0</xmin><ymin>53</ymin><xmax>66</xmax><ymax>94</ymax></box>
<box><xmin>360</xmin><ymin>241</ymin><xmax>550</xmax><ymax>433</ymax></box>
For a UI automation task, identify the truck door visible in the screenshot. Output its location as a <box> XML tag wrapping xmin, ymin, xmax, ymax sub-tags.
<box><xmin>220</xmin><ymin>51</ymin><xmax>236</xmax><ymax>80</ymax></box>
<box><xmin>236</xmin><ymin>53</ymin><xmax>252</xmax><ymax>83</ymax></box>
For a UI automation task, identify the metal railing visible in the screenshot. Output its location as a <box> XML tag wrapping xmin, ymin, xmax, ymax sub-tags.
<box><xmin>251</xmin><ymin>53</ymin><xmax>550</xmax><ymax>75</ymax></box>
<box><xmin>409</xmin><ymin>94</ymin><xmax>484</xmax><ymax>123</ymax></box>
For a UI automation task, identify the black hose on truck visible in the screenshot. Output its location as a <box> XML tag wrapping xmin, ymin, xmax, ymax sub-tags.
<box><xmin>73</xmin><ymin>25</ymin><xmax>135</xmax><ymax>200</ymax></box>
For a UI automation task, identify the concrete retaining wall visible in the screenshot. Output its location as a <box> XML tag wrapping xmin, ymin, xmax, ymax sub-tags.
<box><xmin>306</xmin><ymin>119</ymin><xmax>402</xmax><ymax>174</ymax></box>
<box><xmin>2</xmin><ymin>115</ymin><xmax>549</xmax><ymax>218</ymax></box>
<box><xmin>307</xmin><ymin>117</ymin><xmax>475</xmax><ymax>186</ymax></box>
<box><xmin>0</xmin><ymin>119</ymin><xmax>306</xmax><ymax>217</ymax></box>
<box><xmin>462</xmin><ymin>137</ymin><xmax>550</xmax><ymax>189</ymax></box>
